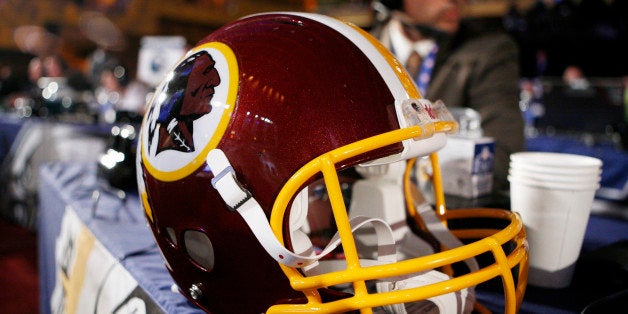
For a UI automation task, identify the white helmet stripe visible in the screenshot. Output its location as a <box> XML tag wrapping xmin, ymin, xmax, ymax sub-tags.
<box><xmin>250</xmin><ymin>12</ymin><xmax>420</xmax><ymax>100</ymax></box>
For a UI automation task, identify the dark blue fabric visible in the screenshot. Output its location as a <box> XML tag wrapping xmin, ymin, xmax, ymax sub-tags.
<box><xmin>38</xmin><ymin>162</ymin><xmax>202</xmax><ymax>314</ymax></box>
<box><xmin>0</xmin><ymin>113</ymin><xmax>26</xmax><ymax>163</ymax></box>
<box><xmin>39</xmin><ymin>162</ymin><xmax>627</xmax><ymax>313</ymax></box>
<box><xmin>527</xmin><ymin>135</ymin><xmax>628</xmax><ymax>200</ymax></box>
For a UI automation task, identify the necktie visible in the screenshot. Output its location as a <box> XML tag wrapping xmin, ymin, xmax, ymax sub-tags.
<box><xmin>405</xmin><ymin>46</ymin><xmax>438</xmax><ymax>97</ymax></box>
<box><xmin>405</xmin><ymin>50</ymin><xmax>422</xmax><ymax>81</ymax></box>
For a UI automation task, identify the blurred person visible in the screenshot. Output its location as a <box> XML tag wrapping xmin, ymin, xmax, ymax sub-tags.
<box><xmin>574</xmin><ymin>0</ymin><xmax>627</xmax><ymax>79</ymax></box>
<box><xmin>1</xmin><ymin>57</ymin><xmax>46</xmax><ymax>113</ymax></box>
<box><xmin>371</xmin><ymin>0</ymin><xmax>524</xmax><ymax>194</ymax></box>
<box><xmin>42</xmin><ymin>55</ymin><xmax>66</xmax><ymax>77</ymax></box>
<box><xmin>42</xmin><ymin>55</ymin><xmax>92</xmax><ymax>91</ymax></box>
<box><xmin>86</xmin><ymin>48</ymin><xmax>122</xmax><ymax>89</ymax></box>
<box><xmin>506</xmin><ymin>0</ymin><xmax>627</xmax><ymax>84</ymax></box>
<box><xmin>96</xmin><ymin>63</ymin><xmax>149</xmax><ymax>123</ymax></box>
<box><xmin>22</xmin><ymin>57</ymin><xmax>46</xmax><ymax>98</ymax></box>
<box><xmin>511</xmin><ymin>0</ymin><xmax>581</xmax><ymax>79</ymax></box>
<box><xmin>27</xmin><ymin>57</ymin><xmax>44</xmax><ymax>84</ymax></box>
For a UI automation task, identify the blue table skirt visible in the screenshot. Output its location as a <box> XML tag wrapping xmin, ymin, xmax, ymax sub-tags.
<box><xmin>0</xmin><ymin>113</ymin><xmax>26</xmax><ymax>163</ymax></box>
<box><xmin>38</xmin><ymin>162</ymin><xmax>627</xmax><ymax>313</ymax></box>
<box><xmin>38</xmin><ymin>162</ymin><xmax>202</xmax><ymax>314</ymax></box>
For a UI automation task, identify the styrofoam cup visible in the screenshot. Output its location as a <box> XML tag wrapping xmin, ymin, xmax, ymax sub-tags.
<box><xmin>509</xmin><ymin>176</ymin><xmax>598</xmax><ymax>288</ymax></box>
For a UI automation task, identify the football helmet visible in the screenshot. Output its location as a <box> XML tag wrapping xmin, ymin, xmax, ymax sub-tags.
<box><xmin>136</xmin><ymin>12</ymin><xmax>528</xmax><ymax>314</ymax></box>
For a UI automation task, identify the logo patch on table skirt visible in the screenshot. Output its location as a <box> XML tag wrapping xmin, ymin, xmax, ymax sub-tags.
<box><xmin>141</xmin><ymin>42</ymin><xmax>238</xmax><ymax>182</ymax></box>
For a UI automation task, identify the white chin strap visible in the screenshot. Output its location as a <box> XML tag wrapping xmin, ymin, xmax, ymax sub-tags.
<box><xmin>376</xmin><ymin>202</ymin><xmax>478</xmax><ymax>314</ymax></box>
<box><xmin>207</xmin><ymin>148</ymin><xmax>475</xmax><ymax>313</ymax></box>
<box><xmin>206</xmin><ymin>149</ymin><xmax>397</xmax><ymax>268</ymax></box>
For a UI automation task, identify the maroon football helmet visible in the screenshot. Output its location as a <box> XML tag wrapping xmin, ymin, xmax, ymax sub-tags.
<box><xmin>137</xmin><ymin>12</ymin><xmax>528</xmax><ymax>314</ymax></box>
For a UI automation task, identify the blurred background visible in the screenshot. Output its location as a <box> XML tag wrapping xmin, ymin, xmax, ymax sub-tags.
<box><xmin>0</xmin><ymin>0</ymin><xmax>626</xmax><ymax>133</ymax></box>
<box><xmin>0</xmin><ymin>0</ymin><xmax>626</xmax><ymax>313</ymax></box>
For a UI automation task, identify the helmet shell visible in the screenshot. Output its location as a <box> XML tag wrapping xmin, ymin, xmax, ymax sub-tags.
<box><xmin>138</xmin><ymin>13</ymin><xmax>404</xmax><ymax>313</ymax></box>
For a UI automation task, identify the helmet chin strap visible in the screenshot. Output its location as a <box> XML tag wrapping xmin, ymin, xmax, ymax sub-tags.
<box><xmin>350</xmin><ymin>161</ymin><xmax>478</xmax><ymax>313</ymax></box>
<box><xmin>207</xmin><ymin>148</ymin><xmax>475</xmax><ymax>313</ymax></box>
<box><xmin>206</xmin><ymin>148</ymin><xmax>397</xmax><ymax>268</ymax></box>
<box><xmin>374</xmin><ymin>200</ymin><xmax>477</xmax><ymax>314</ymax></box>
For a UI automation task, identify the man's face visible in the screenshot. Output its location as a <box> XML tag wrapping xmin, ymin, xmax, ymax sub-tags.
<box><xmin>403</xmin><ymin>0</ymin><xmax>462</xmax><ymax>34</ymax></box>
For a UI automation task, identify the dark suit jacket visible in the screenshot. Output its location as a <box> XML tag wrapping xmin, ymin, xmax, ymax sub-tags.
<box><xmin>374</xmin><ymin>21</ymin><xmax>525</xmax><ymax>192</ymax></box>
<box><xmin>430</xmin><ymin>23</ymin><xmax>524</xmax><ymax>192</ymax></box>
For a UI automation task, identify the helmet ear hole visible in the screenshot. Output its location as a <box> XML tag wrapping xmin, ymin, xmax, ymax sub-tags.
<box><xmin>164</xmin><ymin>227</ymin><xmax>178</xmax><ymax>246</ymax></box>
<box><xmin>183</xmin><ymin>230</ymin><xmax>215</xmax><ymax>272</ymax></box>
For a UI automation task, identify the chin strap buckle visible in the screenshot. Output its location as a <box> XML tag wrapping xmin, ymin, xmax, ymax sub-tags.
<box><xmin>207</xmin><ymin>149</ymin><xmax>253</xmax><ymax>211</ymax></box>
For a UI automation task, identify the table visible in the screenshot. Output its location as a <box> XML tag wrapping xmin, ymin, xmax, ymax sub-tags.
<box><xmin>38</xmin><ymin>162</ymin><xmax>201</xmax><ymax>314</ymax></box>
<box><xmin>38</xmin><ymin>162</ymin><xmax>627</xmax><ymax>313</ymax></box>
<box><xmin>1</xmin><ymin>114</ymin><xmax>124</xmax><ymax>231</ymax></box>
<box><xmin>475</xmin><ymin>214</ymin><xmax>628</xmax><ymax>313</ymax></box>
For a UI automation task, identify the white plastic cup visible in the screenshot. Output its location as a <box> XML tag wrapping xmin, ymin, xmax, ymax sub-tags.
<box><xmin>508</xmin><ymin>169</ymin><xmax>601</xmax><ymax>185</ymax></box>
<box><xmin>509</xmin><ymin>175</ymin><xmax>599</xmax><ymax>288</ymax></box>
<box><xmin>509</xmin><ymin>162</ymin><xmax>602</xmax><ymax>177</ymax></box>
<box><xmin>510</xmin><ymin>152</ymin><xmax>602</xmax><ymax>169</ymax></box>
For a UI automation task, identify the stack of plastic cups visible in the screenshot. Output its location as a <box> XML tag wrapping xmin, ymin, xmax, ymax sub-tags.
<box><xmin>508</xmin><ymin>152</ymin><xmax>602</xmax><ymax>288</ymax></box>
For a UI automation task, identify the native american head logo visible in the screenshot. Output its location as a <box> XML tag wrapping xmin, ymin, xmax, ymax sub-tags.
<box><xmin>147</xmin><ymin>50</ymin><xmax>220</xmax><ymax>154</ymax></box>
<box><xmin>141</xmin><ymin>43</ymin><xmax>237</xmax><ymax>181</ymax></box>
